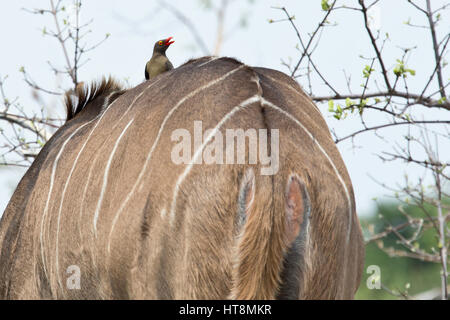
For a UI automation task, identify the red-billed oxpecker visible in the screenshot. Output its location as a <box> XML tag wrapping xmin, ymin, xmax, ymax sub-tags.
<box><xmin>145</xmin><ymin>37</ymin><xmax>175</xmax><ymax>80</ymax></box>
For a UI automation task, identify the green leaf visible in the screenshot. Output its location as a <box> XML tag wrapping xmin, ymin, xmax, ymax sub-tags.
<box><xmin>345</xmin><ymin>97</ymin><xmax>353</xmax><ymax>107</ymax></box>
<box><xmin>406</xmin><ymin>68</ymin><xmax>416</xmax><ymax>76</ymax></box>
<box><xmin>328</xmin><ymin>99</ymin><xmax>334</xmax><ymax>111</ymax></box>
<box><xmin>321</xmin><ymin>0</ymin><xmax>331</xmax><ymax>11</ymax></box>
<box><xmin>393</xmin><ymin>59</ymin><xmax>415</xmax><ymax>78</ymax></box>
<box><xmin>363</xmin><ymin>65</ymin><xmax>375</xmax><ymax>78</ymax></box>
<box><xmin>438</xmin><ymin>97</ymin><xmax>447</xmax><ymax>104</ymax></box>
<box><xmin>360</xmin><ymin>98</ymin><xmax>368</xmax><ymax>107</ymax></box>
<box><xmin>357</xmin><ymin>99</ymin><xmax>368</xmax><ymax>115</ymax></box>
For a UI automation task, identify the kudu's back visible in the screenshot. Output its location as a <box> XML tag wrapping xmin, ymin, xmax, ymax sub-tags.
<box><xmin>0</xmin><ymin>57</ymin><xmax>364</xmax><ymax>299</ymax></box>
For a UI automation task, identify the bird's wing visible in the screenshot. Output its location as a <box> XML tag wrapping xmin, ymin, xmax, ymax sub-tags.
<box><xmin>165</xmin><ymin>59</ymin><xmax>174</xmax><ymax>70</ymax></box>
<box><xmin>145</xmin><ymin>62</ymin><xmax>149</xmax><ymax>80</ymax></box>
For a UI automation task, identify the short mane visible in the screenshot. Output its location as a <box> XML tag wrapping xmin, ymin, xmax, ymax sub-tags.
<box><xmin>64</xmin><ymin>77</ymin><xmax>125</xmax><ymax>122</ymax></box>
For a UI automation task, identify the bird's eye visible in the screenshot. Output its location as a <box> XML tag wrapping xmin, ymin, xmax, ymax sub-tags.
<box><xmin>159</xmin><ymin>41</ymin><xmax>163</xmax><ymax>45</ymax></box>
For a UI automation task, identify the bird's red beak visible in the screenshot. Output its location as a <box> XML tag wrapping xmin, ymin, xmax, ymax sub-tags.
<box><xmin>165</xmin><ymin>36</ymin><xmax>175</xmax><ymax>46</ymax></box>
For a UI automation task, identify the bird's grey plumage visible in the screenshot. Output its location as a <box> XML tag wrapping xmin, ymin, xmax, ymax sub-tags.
<box><xmin>145</xmin><ymin>37</ymin><xmax>174</xmax><ymax>80</ymax></box>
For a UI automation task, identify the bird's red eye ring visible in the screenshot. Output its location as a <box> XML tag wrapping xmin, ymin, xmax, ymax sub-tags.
<box><xmin>159</xmin><ymin>41</ymin><xmax>163</xmax><ymax>45</ymax></box>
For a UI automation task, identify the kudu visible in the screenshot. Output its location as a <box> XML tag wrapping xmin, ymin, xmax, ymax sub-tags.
<box><xmin>0</xmin><ymin>57</ymin><xmax>364</xmax><ymax>299</ymax></box>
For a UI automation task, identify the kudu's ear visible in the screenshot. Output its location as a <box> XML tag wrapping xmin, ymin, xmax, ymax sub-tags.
<box><xmin>285</xmin><ymin>175</ymin><xmax>311</xmax><ymax>244</ymax></box>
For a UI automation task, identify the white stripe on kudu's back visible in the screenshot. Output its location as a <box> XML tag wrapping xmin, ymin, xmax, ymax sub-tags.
<box><xmin>169</xmin><ymin>95</ymin><xmax>260</xmax><ymax>224</ymax></box>
<box><xmin>93</xmin><ymin>118</ymin><xmax>134</xmax><ymax>237</ymax></box>
<box><xmin>107</xmin><ymin>65</ymin><xmax>246</xmax><ymax>252</ymax></box>
<box><xmin>260</xmin><ymin>97</ymin><xmax>353</xmax><ymax>243</ymax></box>
<box><xmin>198</xmin><ymin>56</ymin><xmax>220</xmax><ymax>67</ymax></box>
<box><xmin>266</xmin><ymin>75</ymin><xmax>322</xmax><ymax>116</ymax></box>
<box><xmin>60</xmin><ymin>76</ymin><xmax>162</xmax><ymax>235</ymax></box>
<box><xmin>54</xmin><ymin>92</ymin><xmax>118</xmax><ymax>289</ymax></box>
<box><xmin>50</xmin><ymin>77</ymin><xmax>162</xmax><ymax>271</ymax></box>
<box><xmin>44</xmin><ymin>92</ymin><xmax>121</xmax><ymax>286</ymax></box>
<box><xmin>39</xmin><ymin>120</ymin><xmax>92</xmax><ymax>283</ymax></box>
<box><xmin>121</xmin><ymin>77</ymin><xmax>163</xmax><ymax>118</ymax></box>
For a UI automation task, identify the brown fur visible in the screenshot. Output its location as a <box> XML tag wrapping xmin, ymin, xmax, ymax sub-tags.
<box><xmin>0</xmin><ymin>57</ymin><xmax>364</xmax><ymax>299</ymax></box>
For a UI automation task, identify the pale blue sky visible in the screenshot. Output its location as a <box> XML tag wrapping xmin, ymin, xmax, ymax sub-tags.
<box><xmin>0</xmin><ymin>0</ymin><xmax>448</xmax><ymax>216</ymax></box>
